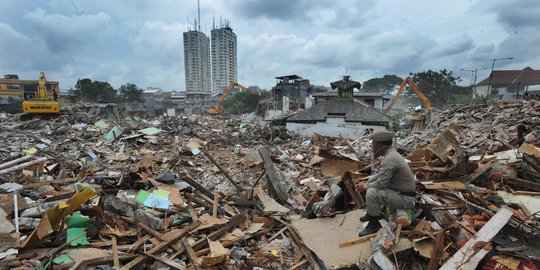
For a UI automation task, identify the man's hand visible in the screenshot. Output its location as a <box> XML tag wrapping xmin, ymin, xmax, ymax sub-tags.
<box><xmin>355</xmin><ymin>181</ymin><xmax>366</xmax><ymax>192</ymax></box>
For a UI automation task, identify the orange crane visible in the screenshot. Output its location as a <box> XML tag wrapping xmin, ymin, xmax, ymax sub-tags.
<box><xmin>383</xmin><ymin>76</ymin><xmax>431</xmax><ymax>113</ymax></box>
<box><xmin>206</xmin><ymin>82</ymin><xmax>260</xmax><ymax>114</ymax></box>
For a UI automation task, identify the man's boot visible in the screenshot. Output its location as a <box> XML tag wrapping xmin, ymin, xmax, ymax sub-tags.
<box><xmin>358</xmin><ymin>216</ymin><xmax>382</xmax><ymax>236</ymax></box>
<box><xmin>359</xmin><ymin>213</ymin><xmax>383</xmax><ymax>222</ymax></box>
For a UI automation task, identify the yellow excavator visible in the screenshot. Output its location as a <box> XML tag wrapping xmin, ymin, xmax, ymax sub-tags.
<box><xmin>384</xmin><ymin>77</ymin><xmax>432</xmax><ymax>130</ymax></box>
<box><xmin>383</xmin><ymin>76</ymin><xmax>431</xmax><ymax>113</ymax></box>
<box><xmin>22</xmin><ymin>72</ymin><xmax>60</xmax><ymax>114</ymax></box>
<box><xmin>206</xmin><ymin>82</ymin><xmax>260</xmax><ymax>114</ymax></box>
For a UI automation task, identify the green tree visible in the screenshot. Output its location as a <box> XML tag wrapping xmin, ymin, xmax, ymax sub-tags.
<box><xmin>221</xmin><ymin>91</ymin><xmax>261</xmax><ymax>114</ymax></box>
<box><xmin>407</xmin><ymin>69</ymin><xmax>461</xmax><ymax>107</ymax></box>
<box><xmin>448</xmin><ymin>85</ymin><xmax>473</xmax><ymax>105</ymax></box>
<box><xmin>118</xmin><ymin>83</ymin><xmax>144</xmax><ymax>102</ymax></box>
<box><xmin>362</xmin><ymin>74</ymin><xmax>403</xmax><ymax>94</ymax></box>
<box><xmin>75</xmin><ymin>78</ymin><xmax>118</xmax><ymax>103</ymax></box>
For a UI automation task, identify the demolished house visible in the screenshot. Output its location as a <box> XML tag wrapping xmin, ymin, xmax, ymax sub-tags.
<box><xmin>0</xmin><ymin>99</ymin><xmax>538</xmax><ymax>269</ymax></box>
<box><xmin>286</xmin><ymin>75</ymin><xmax>391</xmax><ymax>138</ymax></box>
<box><xmin>260</xmin><ymin>75</ymin><xmax>311</xmax><ymax>120</ymax></box>
<box><xmin>286</xmin><ymin>99</ymin><xmax>391</xmax><ymax>138</ymax></box>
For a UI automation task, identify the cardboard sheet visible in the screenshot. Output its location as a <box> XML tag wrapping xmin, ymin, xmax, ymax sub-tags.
<box><xmin>291</xmin><ymin>209</ymin><xmax>413</xmax><ymax>269</ymax></box>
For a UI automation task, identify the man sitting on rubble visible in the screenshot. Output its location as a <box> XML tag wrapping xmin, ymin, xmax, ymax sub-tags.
<box><xmin>355</xmin><ymin>130</ymin><xmax>416</xmax><ymax>236</ymax></box>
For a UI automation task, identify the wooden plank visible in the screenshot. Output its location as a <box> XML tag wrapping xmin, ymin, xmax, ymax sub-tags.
<box><xmin>287</xmin><ymin>225</ymin><xmax>323</xmax><ymax>270</ymax></box>
<box><xmin>68</xmin><ymin>254</ymin><xmax>138</xmax><ymax>270</ymax></box>
<box><xmin>203</xmin><ymin>151</ymin><xmax>242</xmax><ymax>192</ymax></box>
<box><xmin>302</xmin><ymin>194</ymin><xmax>320</xmax><ymax>218</ymax></box>
<box><xmin>183</xmin><ymin>239</ymin><xmax>201</xmax><ymax>266</ymax></box>
<box><xmin>138</xmin><ymin>222</ymin><xmax>165</xmax><ymax>241</ymax></box>
<box><xmin>212</xmin><ymin>192</ymin><xmax>219</xmax><ymax>217</ymax></box>
<box><xmin>421</xmin><ymin>181</ymin><xmax>467</xmax><ymax>190</ymax></box>
<box><xmin>112</xmin><ymin>237</ymin><xmax>120</xmax><ymax>269</ymax></box>
<box><xmin>127</xmin><ymin>235</ymin><xmax>151</xmax><ymax>253</ymax></box>
<box><xmin>427</xmin><ymin>231</ymin><xmax>444</xmax><ymax>270</ymax></box>
<box><xmin>504</xmin><ymin>177</ymin><xmax>540</xmax><ymax>192</ymax></box>
<box><xmin>258</xmin><ymin>146</ymin><xmax>289</xmax><ymax>204</ymax></box>
<box><xmin>341</xmin><ymin>171</ymin><xmax>365</xmax><ymax>208</ymax></box>
<box><xmin>289</xmin><ymin>259</ymin><xmax>309</xmax><ymax>270</ymax></box>
<box><xmin>180</xmin><ymin>168</ymin><xmax>215</xmax><ymax>198</ymax></box>
<box><xmin>121</xmin><ymin>221</ymin><xmax>199</xmax><ymax>270</ymax></box>
<box><xmin>169</xmin><ymin>212</ymin><xmax>248</xmax><ymax>260</ymax></box>
<box><xmin>394</xmin><ymin>224</ymin><xmax>402</xmax><ymax>245</ymax></box>
<box><xmin>338</xmin><ymin>233</ymin><xmax>375</xmax><ymax>248</ymax></box>
<box><xmin>460</xmin><ymin>243</ymin><xmax>492</xmax><ymax>270</ymax></box>
<box><xmin>147</xmin><ymin>253</ymin><xmax>186</xmax><ymax>270</ymax></box>
<box><xmin>439</xmin><ymin>207</ymin><xmax>513</xmax><ymax>270</ymax></box>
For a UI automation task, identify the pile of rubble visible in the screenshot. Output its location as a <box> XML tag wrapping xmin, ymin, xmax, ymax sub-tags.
<box><xmin>0</xmin><ymin>100</ymin><xmax>538</xmax><ymax>270</ymax></box>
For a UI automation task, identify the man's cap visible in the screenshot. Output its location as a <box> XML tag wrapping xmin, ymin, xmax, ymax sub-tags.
<box><xmin>370</xmin><ymin>130</ymin><xmax>394</xmax><ymax>142</ymax></box>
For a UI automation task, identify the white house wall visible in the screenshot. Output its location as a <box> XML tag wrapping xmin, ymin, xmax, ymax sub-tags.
<box><xmin>286</xmin><ymin>117</ymin><xmax>386</xmax><ymax>138</ymax></box>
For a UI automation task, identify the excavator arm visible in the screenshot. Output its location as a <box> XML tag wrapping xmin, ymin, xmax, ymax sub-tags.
<box><xmin>206</xmin><ymin>82</ymin><xmax>260</xmax><ymax>114</ymax></box>
<box><xmin>383</xmin><ymin>77</ymin><xmax>431</xmax><ymax>113</ymax></box>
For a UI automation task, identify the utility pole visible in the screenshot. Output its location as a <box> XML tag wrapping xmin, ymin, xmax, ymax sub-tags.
<box><xmin>487</xmin><ymin>57</ymin><xmax>513</xmax><ymax>95</ymax></box>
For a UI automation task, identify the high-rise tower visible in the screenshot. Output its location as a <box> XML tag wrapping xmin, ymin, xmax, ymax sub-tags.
<box><xmin>211</xmin><ymin>20</ymin><xmax>237</xmax><ymax>93</ymax></box>
<box><xmin>183</xmin><ymin>30</ymin><xmax>211</xmax><ymax>93</ymax></box>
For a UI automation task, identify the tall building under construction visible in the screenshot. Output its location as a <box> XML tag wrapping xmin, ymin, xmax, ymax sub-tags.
<box><xmin>211</xmin><ymin>20</ymin><xmax>237</xmax><ymax>94</ymax></box>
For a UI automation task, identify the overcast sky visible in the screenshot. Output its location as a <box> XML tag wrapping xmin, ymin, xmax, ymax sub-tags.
<box><xmin>0</xmin><ymin>0</ymin><xmax>538</xmax><ymax>91</ymax></box>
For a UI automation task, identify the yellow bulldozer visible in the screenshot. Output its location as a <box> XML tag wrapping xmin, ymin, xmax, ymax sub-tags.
<box><xmin>22</xmin><ymin>72</ymin><xmax>60</xmax><ymax>114</ymax></box>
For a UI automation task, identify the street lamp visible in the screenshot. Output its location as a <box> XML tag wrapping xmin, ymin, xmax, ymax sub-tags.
<box><xmin>487</xmin><ymin>57</ymin><xmax>513</xmax><ymax>95</ymax></box>
<box><xmin>460</xmin><ymin>68</ymin><xmax>488</xmax><ymax>86</ymax></box>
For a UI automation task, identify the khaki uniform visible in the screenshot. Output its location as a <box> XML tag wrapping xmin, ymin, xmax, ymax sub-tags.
<box><xmin>364</xmin><ymin>148</ymin><xmax>416</xmax><ymax>216</ymax></box>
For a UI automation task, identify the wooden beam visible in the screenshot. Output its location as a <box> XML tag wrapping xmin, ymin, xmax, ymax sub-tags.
<box><xmin>203</xmin><ymin>151</ymin><xmax>242</xmax><ymax>192</ymax></box>
<box><xmin>112</xmin><ymin>237</ymin><xmax>120</xmax><ymax>269</ymax></box>
<box><xmin>258</xmin><ymin>146</ymin><xmax>289</xmax><ymax>204</ymax></box>
<box><xmin>127</xmin><ymin>235</ymin><xmax>151</xmax><ymax>253</ymax></box>
<box><xmin>146</xmin><ymin>254</ymin><xmax>186</xmax><ymax>270</ymax></box>
<box><xmin>183</xmin><ymin>239</ymin><xmax>201</xmax><ymax>266</ymax></box>
<box><xmin>138</xmin><ymin>222</ymin><xmax>165</xmax><ymax>241</ymax></box>
<box><xmin>212</xmin><ymin>192</ymin><xmax>219</xmax><ymax>217</ymax></box>
<box><xmin>341</xmin><ymin>171</ymin><xmax>365</xmax><ymax>208</ymax></box>
<box><xmin>121</xmin><ymin>221</ymin><xmax>200</xmax><ymax>270</ymax></box>
<box><xmin>394</xmin><ymin>224</ymin><xmax>402</xmax><ymax>245</ymax></box>
<box><xmin>504</xmin><ymin>177</ymin><xmax>540</xmax><ymax>192</ymax></box>
<box><xmin>427</xmin><ymin>231</ymin><xmax>444</xmax><ymax>270</ymax></box>
<box><xmin>168</xmin><ymin>212</ymin><xmax>248</xmax><ymax>260</ymax></box>
<box><xmin>339</xmin><ymin>234</ymin><xmax>374</xmax><ymax>248</ymax></box>
<box><xmin>439</xmin><ymin>207</ymin><xmax>513</xmax><ymax>270</ymax></box>
<box><xmin>180</xmin><ymin>168</ymin><xmax>215</xmax><ymax>198</ymax></box>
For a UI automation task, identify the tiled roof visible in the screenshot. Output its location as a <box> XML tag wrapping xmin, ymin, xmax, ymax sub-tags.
<box><xmin>476</xmin><ymin>67</ymin><xmax>540</xmax><ymax>86</ymax></box>
<box><xmin>287</xmin><ymin>99</ymin><xmax>390</xmax><ymax>123</ymax></box>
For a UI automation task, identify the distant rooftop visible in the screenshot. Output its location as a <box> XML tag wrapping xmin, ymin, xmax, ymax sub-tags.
<box><xmin>476</xmin><ymin>67</ymin><xmax>540</xmax><ymax>86</ymax></box>
<box><xmin>287</xmin><ymin>99</ymin><xmax>390</xmax><ymax>123</ymax></box>
<box><xmin>143</xmin><ymin>89</ymin><xmax>162</xmax><ymax>94</ymax></box>
<box><xmin>312</xmin><ymin>91</ymin><xmax>390</xmax><ymax>98</ymax></box>
<box><xmin>275</xmin><ymin>75</ymin><xmax>303</xmax><ymax>80</ymax></box>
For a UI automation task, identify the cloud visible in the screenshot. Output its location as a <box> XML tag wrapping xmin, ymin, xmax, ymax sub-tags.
<box><xmin>129</xmin><ymin>21</ymin><xmax>185</xmax><ymax>68</ymax></box>
<box><xmin>0</xmin><ymin>22</ymin><xmax>64</xmax><ymax>71</ymax></box>
<box><xmin>359</xmin><ymin>31</ymin><xmax>435</xmax><ymax>74</ymax></box>
<box><xmin>496</xmin><ymin>0</ymin><xmax>540</xmax><ymax>30</ymax></box>
<box><xmin>428</xmin><ymin>34</ymin><xmax>475</xmax><ymax>58</ymax></box>
<box><xmin>492</xmin><ymin>0</ymin><xmax>540</xmax><ymax>68</ymax></box>
<box><xmin>229</xmin><ymin>0</ymin><xmax>315</xmax><ymax>20</ymax></box>
<box><xmin>23</xmin><ymin>8</ymin><xmax>117</xmax><ymax>53</ymax></box>
<box><xmin>0</xmin><ymin>0</ymin><xmax>538</xmax><ymax>91</ymax></box>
